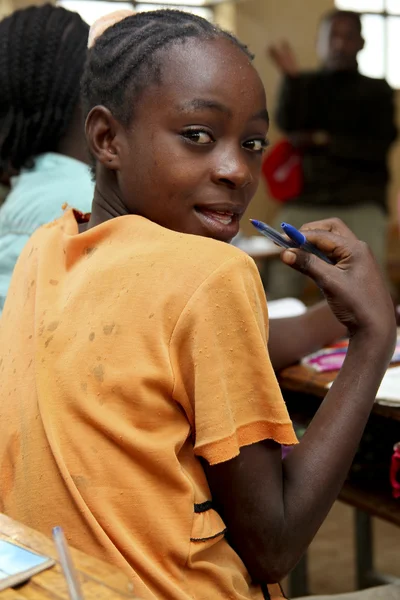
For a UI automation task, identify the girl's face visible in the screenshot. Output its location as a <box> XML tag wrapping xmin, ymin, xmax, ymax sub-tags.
<box><xmin>90</xmin><ymin>36</ymin><xmax>268</xmax><ymax>243</ymax></box>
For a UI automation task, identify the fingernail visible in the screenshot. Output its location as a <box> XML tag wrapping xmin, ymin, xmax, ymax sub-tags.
<box><xmin>282</xmin><ymin>250</ymin><xmax>296</xmax><ymax>265</ymax></box>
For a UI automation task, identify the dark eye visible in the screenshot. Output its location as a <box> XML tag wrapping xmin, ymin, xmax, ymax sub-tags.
<box><xmin>182</xmin><ymin>129</ymin><xmax>214</xmax><ymax>145</ymax></box>
<box><xmin>243</xmin><ymin>138</ymin><xmax>269</xmax><ymax>153</ymax></box>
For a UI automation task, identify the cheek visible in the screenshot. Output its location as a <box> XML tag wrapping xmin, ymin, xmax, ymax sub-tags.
<box><xmin>245</xmin><ymin>165</ymin><xmax>261</xmax><ymax>203</ymax></box>
<box><xmin>163</xmin><ymin>156</ymin><xmax>207</xmax><ymax>198</ymax></box>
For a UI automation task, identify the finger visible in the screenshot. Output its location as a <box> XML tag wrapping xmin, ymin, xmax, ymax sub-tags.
<box><xmin>298</xmin><ymin>229</ymin><xmax>354</xmax><ymax>262</ymax></box>
<box><xmin>299</xmin><ymin>218</ymin><xmax>358</xmax><ymax>241</ymax></box>
<box><xmin>281</xmin><ymin>40</ymin><xmax>292</xmax><ymax>53</ymax></box>
<box><xmin>268</xmin><ymin>46</ymin><xmax>279</xmax><ymax>60</ymax></box>
<box><xmin>269</xmin><ymin>46</ymin><xmax>284</xmax><ymax>64</ymax></box>
<box><xmin>280</xmin><ymin>248</ymin><xmax>333</xmax><ymax>288</ymax></box>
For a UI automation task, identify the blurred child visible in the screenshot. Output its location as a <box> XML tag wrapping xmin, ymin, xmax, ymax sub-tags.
<box><xmin>0</xmin><ymin>4</ymin><xmax>93</xmax><ymax>311</ymax></box>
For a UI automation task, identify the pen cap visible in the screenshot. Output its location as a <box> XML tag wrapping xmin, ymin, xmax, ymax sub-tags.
<box><xmin>281</xmin><ymin>222</ymin><xmax>306</xmax><ymax>246</ymax></box>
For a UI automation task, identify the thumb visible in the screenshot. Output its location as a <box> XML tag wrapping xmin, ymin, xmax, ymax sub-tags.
<box><xmin>281</xmin><ymin>248</ymin><xmax>331</xmax><ymax>286</ymax></box>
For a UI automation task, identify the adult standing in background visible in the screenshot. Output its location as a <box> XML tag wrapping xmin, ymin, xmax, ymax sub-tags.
<box><xmin>267</xmin><ymin>9</ymin><xmax>397</xmax><ymax>299</ymax></box>
<box><xmin>0</xmin><ymin>4</ymin><xmax>94</xmax><ymax>312</ymax></box>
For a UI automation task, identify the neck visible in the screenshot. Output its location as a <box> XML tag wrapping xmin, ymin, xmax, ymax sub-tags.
<box><xmin>87</xmin><ymin>167</ymin><xmax>129</xmax><ymax>230</ymax></box>
<box><xmin>322</xmin><ymin>61</ymin><xmax>358</xmax><ymax>73</ymax></box>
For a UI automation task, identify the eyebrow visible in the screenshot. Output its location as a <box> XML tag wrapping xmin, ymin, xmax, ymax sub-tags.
<box><xmin>252</xmin><ymin>108</ymin><xmax>270</xmax><ymax>124</ymax></box>
<box><xmin>176</xmin><ymin>99</ymin><xmax>269</xmax><ymax>124</ymax></box>
<box><xmin>176</xmin><ymin>98</ymin><xmax>233</xmax><ymax>117</ymax></box>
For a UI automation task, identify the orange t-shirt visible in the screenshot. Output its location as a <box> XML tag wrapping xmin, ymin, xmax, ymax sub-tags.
<box><xmin>0</xmin><ymin>210</ymin><xmax>297</xmax><ymax>600</ymax></box>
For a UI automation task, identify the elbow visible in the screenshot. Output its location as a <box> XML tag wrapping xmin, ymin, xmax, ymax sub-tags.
<box><xmin>250</xmin><ymin>554</ymin><xmax>300</xmax><ymax>584</ymax></box>
<box><xmin>244</xmin><ymin>538</ymin><xmax>305</xmax><ymax>584</ymax></box>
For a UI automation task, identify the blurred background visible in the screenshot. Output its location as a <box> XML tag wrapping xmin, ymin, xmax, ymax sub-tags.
<box><xmin>3</xmin><ymin>0</ymin><xmax>400</xmax><ymax>235</ymax></box>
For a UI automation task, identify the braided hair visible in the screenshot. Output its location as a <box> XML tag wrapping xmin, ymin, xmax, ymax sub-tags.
<box><xmin>0</xmin><ymin>4</ymin><xmax>89</xmax><ymax>178</ymax></box>
<box><xmin>81</xmin><ymin>9</ymin><xmax>253</xmax><ymax>127</ymax></box>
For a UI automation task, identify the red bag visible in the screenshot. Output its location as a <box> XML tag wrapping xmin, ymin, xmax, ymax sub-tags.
<box><xmin>262</xmin><ymin>139</ymin><xmax>303</xmax><ymax>202</ymax></box>
<box><xmin>390</xmin><ymin>442</ymin><xmax>400</xmax><ymax>499</ymax></box>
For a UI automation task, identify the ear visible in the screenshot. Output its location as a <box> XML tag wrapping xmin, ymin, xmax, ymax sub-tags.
<box><xmin>85</xmin><ymin>106</ymin><xmax>123</xmax><ymax>171</ymax></box>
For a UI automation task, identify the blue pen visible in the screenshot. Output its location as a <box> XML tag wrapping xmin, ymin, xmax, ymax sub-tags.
<box><xmin>281</xmin><ymin>222</ymin><xmax>334</xmax><ymax>265</ymax></box>
<box><xmin>250</xmin><ymin>219</ymin><xmax>299</xmax><ymax>250</ymax></box>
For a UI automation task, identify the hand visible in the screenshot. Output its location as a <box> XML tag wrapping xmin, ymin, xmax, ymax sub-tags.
<box><xmin>280</xmin><ymin>218</ymin><xmax>396</xmax><ymax>342</ymax></box>
<box><xmin>268</xmin><ymin>41</ymin><xmax>299</xmax><ymax>76</ymax></box>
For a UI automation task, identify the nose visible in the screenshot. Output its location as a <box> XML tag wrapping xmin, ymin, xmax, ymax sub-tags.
<box><xmin>211</xmin><ymin>150</ymin><xmax>254</xmax><ymax>190</ymax></box>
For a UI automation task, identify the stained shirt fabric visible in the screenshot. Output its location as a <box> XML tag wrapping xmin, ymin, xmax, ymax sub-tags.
<box><xmin>0</xmin><ymin>209</ymin><xmax>297</xmax><ymax>600</ymax></box>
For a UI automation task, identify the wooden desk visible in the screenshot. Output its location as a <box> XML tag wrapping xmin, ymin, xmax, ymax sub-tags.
<box><xmin>0</xmin><ymin>513</ymin><xmax>138</xmax><ymax>598</ymax></box>
<box><xmin>279</xmin><ymin>363</ymin><xmax>400</xmax><ymax>423</ymax></box>
<box><xmin>278</xmin><ymin>364</ymin><xmax>400</xmax><ymax>595</ymax></box>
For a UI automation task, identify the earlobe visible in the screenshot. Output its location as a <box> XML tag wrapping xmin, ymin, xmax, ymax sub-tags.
<box><xmin>85</xmin><ymin>105</ymin><xmax>121</xmax><ymax>170</ymax></box>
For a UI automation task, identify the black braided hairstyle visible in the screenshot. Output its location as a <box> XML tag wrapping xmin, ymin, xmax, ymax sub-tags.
<box><xmin>81</xmin><ymin>9</ymin><xmax>254</xmax><ymax>128</ymax></box>
<box><xmin>0</xmin><ymin>4</ymin><xmax>89</xmax><ymax>178</ymax></box>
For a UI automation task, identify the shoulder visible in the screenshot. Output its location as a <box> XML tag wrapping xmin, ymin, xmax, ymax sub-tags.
<box><xmin>151</xmin><ymin>221</ymin><xmax>258</xmax><ymax>286</ymax></box>
<box><xmin>280</xmin><ymin>71</ymin><xmax>315</xmax><ymax>88</ymax></box>
<box><xmin>296</xmin><ymin>70</ymin><xmax>321</xmax><ymax>84</ymax></box>
<box><xmin>357</xmin><ymin>73</ymin><xmax>393</xmax><ymax>96</ymax></box>
<box><xmin>300</xmin><ymin>70</ymin><xmax>319</xmax><ymax>80</ymax></box>
<box><xmin>58</xmin><ymin>214</ymin><xmax>261</xmax><ymax>300</ymax></box>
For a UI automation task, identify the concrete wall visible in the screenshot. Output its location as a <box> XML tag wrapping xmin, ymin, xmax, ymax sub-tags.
<box><xmin>0</xmin><ymin>0</ymin><xmax>51</xmax><ymax>17</ymax></box>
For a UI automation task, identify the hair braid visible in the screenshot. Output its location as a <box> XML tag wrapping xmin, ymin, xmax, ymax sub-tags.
<box><xmin>81</xmin><ymin>9</ymin><xmax>253</xmax><ymax>126</ymax></box>
<box><xmin>0</xmin><ymin>4</ymin><xmax>89</xmax><ymax>178</ymax></box>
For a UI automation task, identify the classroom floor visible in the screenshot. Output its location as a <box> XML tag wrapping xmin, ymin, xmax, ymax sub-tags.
<box><xmin>283</xmin><ymin>501</ymin><xmax>400</xmax><ymax>597</ymax></box>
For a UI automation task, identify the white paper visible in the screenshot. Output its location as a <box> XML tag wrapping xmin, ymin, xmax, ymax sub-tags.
<box><xmin>326</xmin><ymin>366</ymin><xmax>400</xmax><ymax>406</ymax></box>
<box><xmin>375</xmin><ymin>366</ymin><xmax>400</xmax><ymax>406</ymax></box>
<box><xmin>268</xmin><ymin>298</ymin><xmax>307</xmax><ymax>320</ymax></box>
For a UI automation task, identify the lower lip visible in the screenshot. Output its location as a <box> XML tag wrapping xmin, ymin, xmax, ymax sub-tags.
<box><xmin>194</xmin><ymin>209</ymin><xmax>240</xmax><ymax>241</ymax></box>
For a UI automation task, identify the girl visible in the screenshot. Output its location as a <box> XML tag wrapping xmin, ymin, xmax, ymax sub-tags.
<box><xmin>0</xmin><ymin>4</ymin><xmax>93</xmax><ymax>311</ymax></box>
<box><xmin>0</xmin><ymin>10</ymin><xmax>397</xmax><ymax>600</ymax></box>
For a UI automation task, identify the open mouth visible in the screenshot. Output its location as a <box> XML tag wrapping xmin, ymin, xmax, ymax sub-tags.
<box><xmin>200</xmin><ymin>209</ymin><xmax>235</xmax><ymax>225</ymax></box>
<box><xmin>194</xmin><ymin>207</ymin><xmax>241</xmax><ymax>241</ymax></box>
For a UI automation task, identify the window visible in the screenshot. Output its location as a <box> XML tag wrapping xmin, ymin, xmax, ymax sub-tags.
<box><xmin>335</xmin><ymin>0</ymin><xmax>400</xmax><ymax>87</ymax></box>
<box><xmin>57</xmin><ymin>0</ymin><xmax>213</xmax><ymax>26</ymax></box>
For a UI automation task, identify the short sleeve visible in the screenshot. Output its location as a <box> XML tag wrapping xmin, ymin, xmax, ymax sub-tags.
<box><xmin>169</xmin><ymin>252</ymin><xmax>297</xmax><ymax>466</ymax></box>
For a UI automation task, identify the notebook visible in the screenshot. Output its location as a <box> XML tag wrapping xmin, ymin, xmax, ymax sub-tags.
<box><xmin>0</xmin><ymin>539</ymin><xmax>55</xmax><ymax>591</ymax></box>
<box><xmin>325</xmin><ymin>366</ymin><xmax>400</xmax><ymax>407</ymax></box>
<box><xmin>303</xmin><ymin>333</ymin><xmax>400</xmax><ymax>373</ymax></box>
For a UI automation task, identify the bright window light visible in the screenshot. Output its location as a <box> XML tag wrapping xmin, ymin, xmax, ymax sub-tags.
<box><xmin>387</xmin><ymin>0</ymin><xmax>400</xmax><ymax>13</ymax></box>
<box><xmin>358</xmin><ymin>14</ymin><xmax>385</xmax><ymax>79</ymax></box>
<box><xmin>335</xmin><ymin>0</ymin><xmax>384</xmax><ymax>10</ymax></box>
<box><xmin>137</xmin><ymin>0</ymin><xmax>208</xmax><ymax>4</ymax></box>
<box><xmin>58</xmin><ymin>0</ymin><xmax>132</xmax><ymax>24</ymax></box>
<box><xmin>387</xmin><ymin>17</ymin><xmax>400</xmax><ymax>86</ymax></box>
<box><xmin>335</xmin><ymin>0</ymin><xmax>400</xmax><ymax>87</ymax></box>
<box><xmin>57</xmin><ymin>0</ymin><xmax>213</xmax><ymax>25</ymax></box>
<box><xmin>136</xmin><ymin>4</ymin><xmax>212</xmax><ymax>19</ymax></box>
